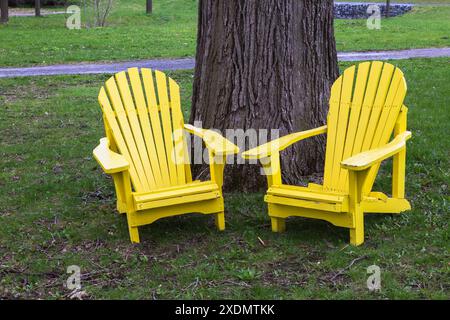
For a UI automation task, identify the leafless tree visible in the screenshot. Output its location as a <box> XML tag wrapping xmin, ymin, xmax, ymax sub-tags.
<box><xmin>35</xmin><ymin>0</ymin><xmax>41</xmax><ymax>17</ymax></box>
<box><xmin>88</xmin><ymin>0</ymin><xmax>114</xmax><ymax>27</ymax></box>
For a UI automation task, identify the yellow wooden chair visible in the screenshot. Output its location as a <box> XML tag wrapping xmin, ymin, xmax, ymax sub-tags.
<box><xmin>242</xmin><ymin>61</ymin><xmax>412</xmax><ymax>246</ymax></box>
<box><xmin>93</xmin><ymin>68</ymin><xmax>239</xmax><ymax>243</ymax></box>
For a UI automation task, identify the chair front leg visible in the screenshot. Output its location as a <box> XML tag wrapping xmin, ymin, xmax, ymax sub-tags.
<box><xmin>112</xmin><ymin>172</ymin><xmax>127</xmax><ymax>214</ymax></box>
<box><xmin>208</xmin><ymin>151</ymin><xmax>226</xmax><ymax>231</ymax></box>
<box><xmin>209</xmin><ymin>150</ymin><xmax>226</xmax><ymax>191</ymax></box>
<box><xmin>348</xmin><ymin>169</ymin><xmax>370</xmax><ymax>246</ymax></box>
<box><xmin>259</xmin><ymin>152</ymin><xmax>282</xmax><ymax>187</ymax></box>
<box><xmin>261</xmin><ymin>152</ymin><xmax>285</xmax><ymax>232</ymax></box>
<box><xmin>119</xmin><ymin>170</ymin><xmax>139</xmax><ymax>243</ymax></box>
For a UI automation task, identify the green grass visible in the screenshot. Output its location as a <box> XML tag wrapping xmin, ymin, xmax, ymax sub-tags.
<box><xmin>0</xmin><ymin>0</ymin><xmax>449</xmax><ymax>67</ymax></box>
<box><xmin>0</xmin><ymin>58</ymin><xmax>448</xmax><ymax>299</ymax></box>
<box><xmin>334</xmin><ymin>6</ymin><xmax>450</xmax><ymax>51</ymax></box>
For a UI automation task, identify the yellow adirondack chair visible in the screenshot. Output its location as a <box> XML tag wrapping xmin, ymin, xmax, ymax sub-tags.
<box><xmin>93</xmin><ymin>68</ymin><xmax>239</xmax><ymax>243</ymax></box>
<box><xmin>242</xmin><ymin>61</ymin><xmax>412</xmax><ymax>246</ymax></box>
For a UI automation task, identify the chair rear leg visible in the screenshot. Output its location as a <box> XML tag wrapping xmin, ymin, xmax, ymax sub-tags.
<box><xmin>215</xmin><ymin>212</ymin><xmax>225</xmax><ymax>231</ymax></box>
<box><xmin>128</xmin><ymin>225</ymin><xmax>140</xmax><ymax>243</ymax></box>
<box><xmin>271</xmin><ymin>217</ymin><xmax>286</xmax><ymax>233</ymax></box>
<box><xmin>126</xmin><ymin>213</ymin><xmax>140</xmax><ymax>243</ymax></box>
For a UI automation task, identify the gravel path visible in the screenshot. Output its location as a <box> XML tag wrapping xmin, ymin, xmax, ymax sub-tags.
<box><xmin>0</xmin><ymin>47</ymin><xmax>449</xmax><ymax>78</ymax></box>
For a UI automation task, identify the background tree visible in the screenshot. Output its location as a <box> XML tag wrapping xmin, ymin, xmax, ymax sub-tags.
<box><xmin>386</xmin><ymin>0</ymin><xmax>391</xmax><ymax>18</ymax></box>
<box><xmin>146</xmin><ymin>0</ymin><xmax>152</xmax><ymax>14</ymax></box>
<box><xmin>35</xmin><ymin>0</ymin><xmax>41</xmax><ymax>17</ymax></box>
<box><xmin>0</xmin><ymin>0</ymin><xmax>8</xmax><ymax>24</ymax></box>
<box><xmin>190</xmin><ymin>0</ymin><xmax>339</xmax><ymax>191</ymax></box>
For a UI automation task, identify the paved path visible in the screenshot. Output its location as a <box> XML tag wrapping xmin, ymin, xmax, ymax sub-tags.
<box><xmin>0</xmin><ymin>47</ymin><xmax>449</xmax><ymax>78</ymax></box>
<box><xmin>9</xmin><ymin>10</ymin><xmax>66</xmax><ymax>17</ymax></box>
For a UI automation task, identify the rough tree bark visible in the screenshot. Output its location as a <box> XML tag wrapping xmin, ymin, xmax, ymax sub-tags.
<box><xmin>190</xmin><ymin>0</ymin><xmax>339</xmax><ymax>191</ymax></box>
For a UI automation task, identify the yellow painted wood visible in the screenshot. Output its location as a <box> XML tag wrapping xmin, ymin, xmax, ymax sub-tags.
<box><xmin>361</xmin><ymin>63</ymin><xmax>395</xmax><ymax>152</ymax></box>
<box><xmin>241</xmin><ymin>125</ymin><xmax>327</xmax><ymax>160</ymax></box>
<box><xmin>215</xmin><ymin>212</ymin><xmax>226</xmax><ymax>231</ymax></box>
<box><xmin>341</xmin><ymin>131</ymin><xmax>411</xmax><ymax>170</ymax></box>
<box><xmin>141</xmin><ymin>68</ymin><xmax>171</xmax><ymax>188</ymax></box>
<box><xmin>270</xmin><ymin>217</ymin><xmax>286</xmax><ymax>233</ymax></box>
<box><xmin>267</xmin><ymin>185</ymin><xmax>346</xmax><ymax>204</ymax></box>
<box><xmin>135</xmin><ymin>191</ymin><xmax>221</xmax><ymax>210</ymax></box>
<box><xmin>331</xmin><ymin>66</ymin><xmax>355</xmax><ymax>191</ymax></box>
<box><xmin>169</xmin><ymin>78</ymin><xmax>188</xmax><ymax>184</ymax></box>
<box><xmin>362</xmin><ymin>197</ymin><xmax>411</xmax><ymax>213</ymax></box>
<box><xmin>246</xmin><ymin>61</ymin><xmax>412</xmax><ymax>246</ymax></box>
<box><xmin>363</xmin><ymin>72</ymin><xmax>408</xmax><ymax>194</ymax></box>
<box><xmin>106</xmin><ymin>76</ymin><xmax>152</xmax><ymax>191</ymax></box>
<box><xmin>338</xmin><ymin>62</ymin><xmax>371</xmax><ymax>190</ymax></box>
<box><xmin>392</xmin><ymin>106</ymin><xmax>408</xmax><ymax>198</ymax></box>
<box><xmin>115</xmin><ymin>71</ymin><xmax>157</xmax><ymax>190</ymax></box>
<box><xmin>93</xmin><ymin>138</ymin><xmax>129</xmax><ymax>174</ymax></box>
<box><xmin>129</xmin><ymin>198</ymin><xmax>224</xmax><ymax>227</ymax></box>
<box><xmin>265</xmin><ymin>195</ymin><xmax>347</xmax><ymax>213</ymax></box>
<box><xmin>185</xmin><ymin>124</ymin><xmax>240</xmax><ymax>156</ymax></box>
<box><xmin>323</xmin><ymin>76</ymin><xmax>342</xmax><ymax>189</ymax></box>
<box><xmin>128</xmin><ymin>67</ymin><xmax>164</xmax><ymax>187</ymax></box>
<box><xmin>348</xmin><ymin>170</ymin><xmax>367</xmax><ymax>246</ymax></box>
<box><xmin>98</xmin><ymin>87</ymin><xmax>144</xmax><ymax>192</ymax></box>
<box><xmin>268</xmin><ymin>203</ymin><xmax>354</xmax><ymax>229</ymax></box>
<box><xmin>133</xmin><ymin>181</ymin><xmax>219</xmax><ymax>203</ymax></box>
<box><xmin>349</xmin><ymin>61</ymin><xmax>384</xmax><ymax>177</ymax></box>
<box><xmin>93</xmin><ymin>68</ymin><xmax>239</xmax><ymax>243</ymax></box>
<box><xmin>155</xmin><ymin>70</ymin><xmax>179</xmax><ymax>186</ymax></box>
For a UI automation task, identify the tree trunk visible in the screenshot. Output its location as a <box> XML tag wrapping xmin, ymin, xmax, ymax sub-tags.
<box><xmin>0</xmin><ymin>0</ymin><xmax>8</xmax><ymax>24</ymax></box>
<box><xmin>385</xmin><ymin>0</ymin><xmax>391</xmax><ymax>18</ymax></box>
<box><xmin>190</xmin><ymin>0</ymin><xmax>339</xmax><ymax>191</ymax></box>
<box><xmin>35</xmin><ymin>0</ymin><xmax>41</xmax><ymax>17</ymax></box>
<box><xmin>146</xmin><ymin>0</ymin><xmax>152</xmax><ymax>14</ymax></box>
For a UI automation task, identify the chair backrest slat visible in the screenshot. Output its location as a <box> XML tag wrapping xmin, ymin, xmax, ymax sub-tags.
<box><xmin>155</xmin><ymin>71</ymin><xmax>179</xmax><ymax>186</ymax></box>
<box><xmin>168</xmin><ymin>78</ymin><xmax>188</xmax><ymax>184</ymax></box>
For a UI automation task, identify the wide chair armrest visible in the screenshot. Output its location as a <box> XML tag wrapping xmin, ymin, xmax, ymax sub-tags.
<box><xmin>184</xmin><ymin>124</ymin><xmax>239</xmax><ymax>156</ymax></box>
<box><xmin>341</xmin><ymin>131</ymin><xmax>412</xmax><ymax>171</ymax></box>
<box><xmin>93</xmin><ymin>138</ymin><xmax>129</xmax><ymax>174</ymax></box>
<box><xmin>241</xmin><ymin>125</ymin><xmax>327</xmax><ymax>160</ymax></box>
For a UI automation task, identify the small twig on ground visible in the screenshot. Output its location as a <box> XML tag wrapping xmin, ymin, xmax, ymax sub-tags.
<box><xmin>183</xmin><ymin>277</ymin><xmax>200</xmax><ymax>292</ymax></box>
<box><xmin>257</xmin><ymin>236</ymin><xmax>266</xmax><ymax>247</ymax></box>
<box><xmin>330</xmin><ymin>255</ymin><xmax>368</xmax><ymax>281</ymax></box>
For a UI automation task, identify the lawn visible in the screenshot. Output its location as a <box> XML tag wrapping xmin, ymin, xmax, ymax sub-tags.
<box><xmin>0</xmin><ymin>0</ymin><xmax>449</xmax><ymax>67</ymax></box>
<box><xmin>0</xmin><ymin>58</ymin><xmax>448</xmax><ymax>299</ymax></box>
